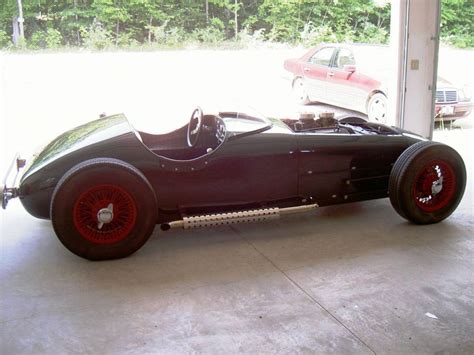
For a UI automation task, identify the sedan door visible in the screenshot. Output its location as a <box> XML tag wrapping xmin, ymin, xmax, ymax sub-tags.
<box><xmin>303</xmin><ymin>47</ymin><xmax>336</xmax><ymax>101</ymax></box>
<box><xmin>326</xmin><ymin>48</ymin><xmax>379</xmax><ymax>113</ymax></box>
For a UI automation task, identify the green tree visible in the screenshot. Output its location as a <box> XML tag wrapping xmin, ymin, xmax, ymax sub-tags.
<box><xmin>0</xmin><ymin>0</ymin><xmax>471</xmax><ymax>49</ymax></box>
<box><xmin>441</xmin><ymin>0</ymin><xmax>474</xmax><ymax>47</ymax></box>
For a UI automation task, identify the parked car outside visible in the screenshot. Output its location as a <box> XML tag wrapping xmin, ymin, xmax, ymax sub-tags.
<box><xmin>284</xmin><ymin>44</ymin><xmax>473</xmax><ymax>123</ymax></box>
<box><xmin>434</xmin><ymin>77</ymin><xmax>473</xmax><ymax>121</ymax></box>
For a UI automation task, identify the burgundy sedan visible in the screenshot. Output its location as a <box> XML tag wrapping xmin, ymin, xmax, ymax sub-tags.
<box><xmin>284</xmin><ymin>45</ymin><xmax>472</xmax><ymax>123</ymax></box>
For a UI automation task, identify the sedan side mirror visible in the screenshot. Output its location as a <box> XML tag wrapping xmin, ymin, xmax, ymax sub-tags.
<box><xmin>343</xmin><ymin>64</ymin><xmax>356</xmax><ymax>73</ymax></box>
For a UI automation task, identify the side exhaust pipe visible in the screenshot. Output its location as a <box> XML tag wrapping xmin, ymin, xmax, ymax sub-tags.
<box><xmin>160</xmin><ymin>203</ymin><xmax>318</xmax><ymax>231</ymax></box>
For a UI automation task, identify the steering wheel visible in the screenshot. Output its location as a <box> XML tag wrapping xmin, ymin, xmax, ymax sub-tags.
<box><xmin>187</xmin><ymin>107</ymin><xmax>204</xmax><ymax>147</ymax></box>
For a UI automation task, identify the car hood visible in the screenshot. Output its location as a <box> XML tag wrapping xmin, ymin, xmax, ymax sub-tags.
<box><xmin>21</xmin><ymin>114</ymin><xmax>133</xmax><ymax>181</ymax></box>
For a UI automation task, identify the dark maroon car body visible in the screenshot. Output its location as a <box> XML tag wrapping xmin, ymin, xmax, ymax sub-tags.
<box><xmin>15</xmin><ymin>113</ymin><xmax>424</xmax><ymax>221</ymax></box>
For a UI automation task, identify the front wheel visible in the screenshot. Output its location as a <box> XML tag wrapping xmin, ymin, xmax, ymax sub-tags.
<box><xmin>389</xmin><ymin>141</ymin><xmax>466</xmax><ymax>224</ymax></box>
<box><xmin>51</xmin><ymin>158</ymin><xmax>158</xmax><ymax>260</ymax></box>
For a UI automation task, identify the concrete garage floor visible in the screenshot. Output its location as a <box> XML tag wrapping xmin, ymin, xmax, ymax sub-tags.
<box><xmin>1</xmin><ymin>128</ymin><xmax>473</xmax><ymax>354</ymax></box>
<box><xmin>1</xmin><ymin>48</ymin><xmax>473</xmax><ymax>354</ymax></box>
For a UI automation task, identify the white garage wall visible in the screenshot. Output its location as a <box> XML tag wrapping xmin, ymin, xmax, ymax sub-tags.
<box><xmin>390</xmin><ymin>0</ymin><xmax>441</xmax><ymax>138</ymax></box>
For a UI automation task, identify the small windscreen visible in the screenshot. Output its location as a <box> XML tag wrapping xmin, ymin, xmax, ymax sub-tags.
<box><xmin>219</xmin><ymin>111</ymin><xmax>270</xmax><ymax>133</ymax></box>
<box><xmin>128</xmin><ymin>103</ymin><xmax>269</xmax><ymax>135</ymax></box>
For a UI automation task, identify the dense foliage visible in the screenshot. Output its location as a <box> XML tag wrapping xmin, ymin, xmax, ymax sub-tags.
<box><xmin>0</xmin><ymin>0</ymin><xmax>471</xmax><ymax>50</ymax></box>
<box><xmin>440</xmin><ymin>0</ymin><xmax>474</xmax><ymax>48</ymax></box>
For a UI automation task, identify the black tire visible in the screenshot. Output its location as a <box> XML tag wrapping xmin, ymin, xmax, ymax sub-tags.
<box><xmin>51</xmin><ymin>158</ymin><xmax>158</xmax><ymax>260</ymax></box>
<box><xmin>389</xmin><ymin>141</ymin><xmax>466</xmax><ymax>224</ymax></box>
<box><xmin>389</xmin><ymin>141</ymin><xmax>435</xmax><ymax>219</ymax></box>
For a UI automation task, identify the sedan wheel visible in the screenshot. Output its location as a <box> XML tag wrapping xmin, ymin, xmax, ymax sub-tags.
<box><xmin>367</xmin><ymin>93</ymin><xmax>387</xmax><ymax>123</ymax></box>
<box><xmin>292</xmin><ymin>77</ymin><xmax>310</xmax><ymax>105</ymax></box>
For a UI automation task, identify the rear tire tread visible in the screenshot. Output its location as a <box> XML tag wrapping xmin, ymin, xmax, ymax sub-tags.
<box><xmin>389</xmin><ymin>141</ymin><xmax>437</xmax><ymax>218</ymax></box>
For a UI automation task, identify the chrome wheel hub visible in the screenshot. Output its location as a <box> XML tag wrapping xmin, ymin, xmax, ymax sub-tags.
<box><xmin>97</xmin><ymin>203</ymin><xmax>114</xmax><ymax>229</ymax></box>
<box><xmin>431</xmin><ymin>166</ymin><xmax>444</xmax><ymax>195</ymax></box>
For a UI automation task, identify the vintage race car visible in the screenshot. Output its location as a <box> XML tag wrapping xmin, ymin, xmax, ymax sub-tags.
<box><xmin>1</xmin><ymin>108</ymin><xmax>467</xmax><ymax>260</ymax></box>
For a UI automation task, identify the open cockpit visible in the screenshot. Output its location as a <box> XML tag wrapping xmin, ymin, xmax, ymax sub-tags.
<box><xmin>137</xmin><ymin>107</ymin><xmax>272</xmax><ymax>161</ymax></box>
<box><xmin>139</xmin><ymin>113</ymin><xmax>225</xmax><ymax>161</ymax></box>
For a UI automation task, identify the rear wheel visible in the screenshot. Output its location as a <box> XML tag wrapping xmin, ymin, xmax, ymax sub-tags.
<box><xmin>51</xmin><ymin>158</ymin><xmax>158</xmax><ymax>260</ymax></box>
<box><xmin>389</xmin><ymin>141</ymin><xmax>466</xmax><ymax>224</ymax></box>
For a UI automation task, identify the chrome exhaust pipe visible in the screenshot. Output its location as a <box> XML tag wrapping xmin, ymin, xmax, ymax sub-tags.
<box><xmin>160</xmin><ymin>203</ymin><xmax>318</xmax><ymax>231</ymax></box>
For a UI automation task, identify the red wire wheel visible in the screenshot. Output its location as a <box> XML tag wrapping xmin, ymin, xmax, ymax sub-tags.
<box><xmin>389</xmin><ymin>141</ymin><xmax>466</xmax><ymax>224</ymax></box>
<box><xmin>412</xmin><ymin>160</ymin><xmax>456</xmax><ymax>212</ymax></box>
<box><xmin>73</xmin><ymin>184</ymin><xmax>137</xmax><ymax>244</ymax></box>
<box><xmin>51</xmin><ymin>158</ymin><xmax>157</xmax><ymax>260</ymax></box>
